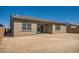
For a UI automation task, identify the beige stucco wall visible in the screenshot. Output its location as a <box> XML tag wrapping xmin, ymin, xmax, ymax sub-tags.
<box><xmin>52</xmin><ymin>25</ymin><xmax>66</xmax><ymax>34</ymax></box>
<box><xmin>13</xmin><ymin>21</ymin><xmax>66</xmax><ymax>36</ymax></box>
<box><xmin>14</xmin><ymin>22</ymin><xmax>37</xmax><ymax>36</ymax></box>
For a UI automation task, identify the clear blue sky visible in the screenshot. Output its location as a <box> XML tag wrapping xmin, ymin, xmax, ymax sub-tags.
<box><xmin>0</xmin><ymin>6</ymin><xmax>79</xmax><ymax>27</ymax></box>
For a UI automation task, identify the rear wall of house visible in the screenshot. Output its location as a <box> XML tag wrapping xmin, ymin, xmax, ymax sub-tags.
<box><xmin>13</xmin><ymin>21</ymin><xmax>37</xmax><ymax>36</ymax></box>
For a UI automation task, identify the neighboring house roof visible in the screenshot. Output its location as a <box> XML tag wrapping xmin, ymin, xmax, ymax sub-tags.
<box><xmin>65</xmin><ymin>23</ymin><xmax>79</xmax><ymax>26</ymax></box>
<box><xmin>11</xmin><ymin>15</ymin><xmax>66</xmax><ymax>25</ymax></box>
<box><xmin>0</xmin><ymin>24</ymin><xmax>3</xmax><ymax>27</ymax></box>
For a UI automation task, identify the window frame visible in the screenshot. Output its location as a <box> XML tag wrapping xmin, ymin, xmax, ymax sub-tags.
<box><xmin>55</xmin><ymin>25</ymin><xmax>61</xmax><ymax>31</ymax></box>
<box><xmin>22</xmin><ymin>23</ymin><xmax>32</xmax><ymax>31</ymax></box>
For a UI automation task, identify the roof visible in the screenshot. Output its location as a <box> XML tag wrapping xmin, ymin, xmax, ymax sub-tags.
<box><xmin>11</xmin><ymin>15</ymin><xmax>66</xmax><ymax>25</ymax></box>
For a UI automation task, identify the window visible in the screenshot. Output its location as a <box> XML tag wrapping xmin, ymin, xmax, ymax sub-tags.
<box><xmin>48</xmin><ymin>26</ymin><xmax>52</xmax><ymax>30</ymax></box>
<box><xmin>71</xmin><ymin>26</ymin><xmax>77</xmax><ymax>28</ymax></box>
<box><xmin>22</xmin><ymin>23</ymin><xmax>31</xmax><ymax>31</ymax></box>
<box><xmin>55</xmin><ymin>25</ymin><xmax>61</xmax><ymax>30</ymax></box>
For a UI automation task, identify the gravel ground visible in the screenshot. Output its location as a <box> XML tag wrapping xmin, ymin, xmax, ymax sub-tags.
<box><xmin>0</xmin><ymin>33</ymin><xmax>79</xmax><ymax>53</ymax></box>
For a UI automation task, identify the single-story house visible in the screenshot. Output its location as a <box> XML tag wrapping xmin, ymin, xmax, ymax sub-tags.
<box><xmin>10</xmin><ymin>15</ymin><xmax>67</xmax><ymax>36</ymax></box>
<box><xmin>66</xmin><ymin>24</ymin><xmax>79</xmax><ymax>33</ymax></box>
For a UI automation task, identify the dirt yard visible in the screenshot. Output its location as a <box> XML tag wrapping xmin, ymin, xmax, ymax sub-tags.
<box><xmin>0</xmin><ymin>33</ymin><xmax>79</xmax><ymax>53</ymax></box>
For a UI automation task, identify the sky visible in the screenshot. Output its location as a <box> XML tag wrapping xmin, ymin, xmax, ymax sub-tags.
<box><xmin>0</xmin><ymin>6</ymin><xmax>79</xmax><ymax>27</ymax></box>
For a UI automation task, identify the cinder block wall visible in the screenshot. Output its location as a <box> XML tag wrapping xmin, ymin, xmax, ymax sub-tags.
<box><xmin>14</xmin><ymin>22</ymin><xmax>37</xmax><ymax>36</ymax></box>
<box><xmin>52</xmin><ymin>25</ymin><xmax>66</xmax><ymax>34</ymax></box>
<box><xmin>0</xmin><ymin>27</ymin><xmax>4</xmax><ymax>42</ymax></box>
<box><xmin>66</xmin><ymin>25</ymin><xmax>79</xmax><ymax>33</ymax></box>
